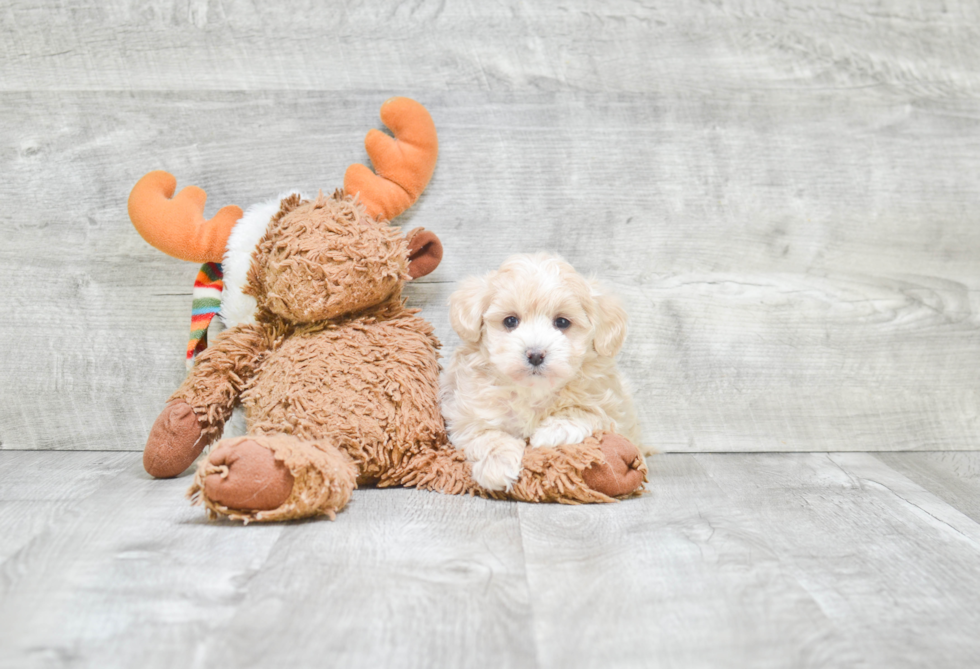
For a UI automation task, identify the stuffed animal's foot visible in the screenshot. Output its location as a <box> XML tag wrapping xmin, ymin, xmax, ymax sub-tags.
<box><xmin>503</xmin><ymin>431</ymin><xmax>647</xmax><ymax>504</ymax></box>
<box><xmin>201</xmin><ymin>440</ymin><xmax>295</xmax><ymax>511</ymax></box>
<box><xmin>581</xmin><ymin>433</ymin><xmax>647</xmax><ymax>498</ymax></box>
<box><xmin>188</xmin><ymin>435</ymin><xmax>358</xmax><ymax>522</ymax></box>
<box><xmin>144</xmin><ymin>400</ymin><xmax>206</xmax><ymax>478</ymax></box>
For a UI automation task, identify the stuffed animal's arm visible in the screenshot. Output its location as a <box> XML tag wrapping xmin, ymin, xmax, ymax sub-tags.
<box><xmin>143</xmin><ymin>323</ymin><xmax>270</xmax><ymax>479</ymax></box>
<box><xmin>168</xmin><ymin>322</ymin><xmax>270</xmax><ymax>442</ymax></box>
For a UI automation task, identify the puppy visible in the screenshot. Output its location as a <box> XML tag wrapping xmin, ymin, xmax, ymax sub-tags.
<box><xmin>440</xmin><ymin>252</ymin><xmax>644</xmax><ymax>491</ymax></box>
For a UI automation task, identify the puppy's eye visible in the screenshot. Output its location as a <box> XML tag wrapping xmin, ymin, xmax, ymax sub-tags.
<box><xmin>554</xmin><ymin>317</ymin><xmax>571</xmax><ymax>330</ymax></box>
<box><xmin>503</xmin><ymin>316</ymin><xmax>520</xmax><ymax>330</ymax></box>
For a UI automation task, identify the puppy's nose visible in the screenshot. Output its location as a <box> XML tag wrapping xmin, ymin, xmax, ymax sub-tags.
<box><xmin>527</xmin><ymin>350</ymin><xmax>546</xmax><ymax>367</ymax></box>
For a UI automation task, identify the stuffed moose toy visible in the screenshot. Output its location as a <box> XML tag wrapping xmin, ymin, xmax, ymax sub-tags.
<box><xmin>129</xmin><ymin>97</ymin><xmax>647</xmax><ymax>522</ymax></box>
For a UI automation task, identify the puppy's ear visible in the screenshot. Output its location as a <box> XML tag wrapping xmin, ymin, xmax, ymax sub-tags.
<box><xmin>592</xmin><ymin>286</ymin><xmax>628</xmax><ymax>357</ymax></box>
<box><xmin>449</xmin><ymin>274</ymin><xmax>493</xmax><ymax>343</ymax></box>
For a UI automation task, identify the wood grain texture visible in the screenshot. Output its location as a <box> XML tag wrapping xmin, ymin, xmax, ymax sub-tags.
<box><xmin>519</xmin><ymin>452</ymin><xmax>980</xmax><ymax>668</ymax></box>
<box><xmin>2</xmin><ymin>1</ymin><xmax>979</xmax><ymax>94</ymax></box>
<box><xmin>194</xmin><ymin>491</ymin><xmax>535</xmax><ymax>669</ymax></box>
<box><xmin>2</xmin><ymin>451</ymin><xmax>980</xmax><ymax>667</ymax></box>
<box><xmin>0</xmin><ymin>452</ymin><xmax>533</xmax><ymax>669</ymax></box>
<box><xmin>1</xmin><ymin>0</ymin><xmax>979</xmax><ymax>452</ymax></box>
<box><xmin>874</xmin><ymin>451</ymin><xmax>980</xmax><ymax>524</ymax></box>
<box><xmin>0</xmin><ymin>451</ymin><xmax>132</xmax><ymax>563</ymax></box>
<box><xmin>0</xmin><ymin>453</ymin><xmax>289</xmax><ymax>668</ymax></box>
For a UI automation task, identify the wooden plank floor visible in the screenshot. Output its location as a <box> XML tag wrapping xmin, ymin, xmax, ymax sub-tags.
<box><xmin>2</xmin><ymin>451</ymin><xmax>979</xmax><ymax>668</ymax></box>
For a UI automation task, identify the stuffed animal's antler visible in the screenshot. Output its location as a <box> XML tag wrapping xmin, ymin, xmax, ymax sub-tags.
<box><xmin>128</xmin><ymin>171</ymin><xmax>243</xmax><ymax>263</ymax></box>
<box><xmin>344</xmin><ymin>97</ymin><xmax>439</xmax><ymax>221</ymax></box>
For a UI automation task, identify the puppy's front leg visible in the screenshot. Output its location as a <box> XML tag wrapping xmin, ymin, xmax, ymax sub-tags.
<box><xmin>530</xmin><ymin>410</ymin><xmax>605</xmax><ymax>449</ymax></box>
<box><xmin>455</xmin><ymin>429</ymin><xmax>526</xmax><ymax>492</ymax></box>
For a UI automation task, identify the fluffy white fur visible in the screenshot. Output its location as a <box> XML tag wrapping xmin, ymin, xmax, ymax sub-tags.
<box><xmin>219</xmin><ymin>191</ymin><xmax>306</xmax><ymax>328</ymax></box>
<box><xmin>440</xmin><ymin>253</ymin><xmax>643</xmax><ymax>491</ymax></box>
<box><xmin>215</xmin><ymin>192</ymin><xmax>305</xmax><ymax>439</ymax></box>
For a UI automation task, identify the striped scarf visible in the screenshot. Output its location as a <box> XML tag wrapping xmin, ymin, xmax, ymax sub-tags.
<box><xmin>187</xmin><ymin>262</ymin><xmax>223</xmax><ymax>369</ymax></box>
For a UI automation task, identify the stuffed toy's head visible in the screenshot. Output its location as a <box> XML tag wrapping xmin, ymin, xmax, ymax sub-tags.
<box><xmin>245</xmin><ymin>191</ymin><xmax>440</xmax><ymax>324</ymax></box>
<box><xmin>127</xmin><ymin>97</ymin><xmax>442</xmax><ymax>337</ymax></box>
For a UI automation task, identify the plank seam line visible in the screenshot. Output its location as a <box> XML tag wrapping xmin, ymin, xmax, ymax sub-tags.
<box><xmin>515</xmin><ymin>506</ymin><xmax>545</xmax><ymax>669</ymax></box>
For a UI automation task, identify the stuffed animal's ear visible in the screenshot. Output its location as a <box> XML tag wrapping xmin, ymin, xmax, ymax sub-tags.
<box><xmin>592</xmin><ymin>287</ymin><xmax>628</xmax><ymax>357</ymax></box>
<box><xmin>406</xmin><ymin>228</ymin><xmax>443</xmax><ymax>279</ymax></box>
<box><xmin>449</xmin><ymin>274</ymin><xmax>493</xmax><ymax>344</ymax></box>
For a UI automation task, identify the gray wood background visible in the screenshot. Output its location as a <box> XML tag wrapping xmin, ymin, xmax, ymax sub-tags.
<box><xmin>2</xmin><ymin>0</ymin><xmax>979</xmax><ymax>452</ymax></box>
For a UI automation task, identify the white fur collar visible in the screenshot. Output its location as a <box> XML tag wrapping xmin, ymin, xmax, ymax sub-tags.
<box><xmin>219</xmin><ymin>191</ymin><xmax>306</xmax><ymax>328</ymax></box>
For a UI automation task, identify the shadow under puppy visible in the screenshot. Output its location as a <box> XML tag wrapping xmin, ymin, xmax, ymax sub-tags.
<box><xmin>442</xmin><ymin>253</ymin><xmax>648</xmax><ymax>493</ymax></box>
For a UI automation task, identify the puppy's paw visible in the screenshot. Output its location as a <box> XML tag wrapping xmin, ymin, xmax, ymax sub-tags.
<box><xmin>530</xmin><ymin>417</ymin><xmax>594</xmax><ymax>449</ymax></box>
<box><xmin>471</xmin><ymin>444</ymin><xmax>524</xmax><ymax>491</ymax></box>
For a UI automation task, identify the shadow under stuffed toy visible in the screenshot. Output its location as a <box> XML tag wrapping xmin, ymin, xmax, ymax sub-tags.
<box><xmin>129</xmin><ymin>97</ymin><xmax>647</xmax><ymax>522</ymax></box>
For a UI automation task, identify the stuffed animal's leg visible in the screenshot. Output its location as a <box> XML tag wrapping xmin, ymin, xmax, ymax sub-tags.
<box><xmin>504</xmin><ymin>432</ymin><xmax>648</xmax><ymax>504</ymax></box>
<box><xmin>391</xmin><ymin>432</ymin><xmax>647</xmax><ymax>504</ymax></box>
<box><xmin>386</xmin><ymin>443</ymin><xmax>484</xmax><ymax>497</ymax></box>
<box><xmin>187</xmin><ymin>434</ymin><xmax>358</xmax><ymax>522</ymax></box>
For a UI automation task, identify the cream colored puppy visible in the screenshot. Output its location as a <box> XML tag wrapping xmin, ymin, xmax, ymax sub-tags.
<box><xmin>441</xmin><ymin>253</ymin><xmax>643</xmax><ymax>491</ymax></box>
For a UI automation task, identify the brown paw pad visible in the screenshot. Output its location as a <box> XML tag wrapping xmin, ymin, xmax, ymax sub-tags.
<box><xmin>581</xmin><ymin>433</ymin><xmax>646</xmax><ymax>498</ymax></box>
<box><xmin>203</xmin><ymin>439</ymin><xmax>295</xmax><ymax>512</ymax></box>
<box><xmin>144</xmin><ymin>400</ymin><xmax>205</xmax><ymax>479</ymax></box>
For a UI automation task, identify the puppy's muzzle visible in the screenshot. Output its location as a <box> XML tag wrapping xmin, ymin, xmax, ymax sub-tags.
<box><xmin>526</xmin><ymin>350</ymin><xmax>546</xmax><ymax>367</ymax></box>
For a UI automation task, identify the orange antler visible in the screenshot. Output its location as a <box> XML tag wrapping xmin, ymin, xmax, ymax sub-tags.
<box><xmin>344</xmin><ymin>97</ymin><xmax>439</xmax><ymax>221</ymax></box>
<box><xmin>128</xmin><ymin>171</ymin><xmax>243</xmax><ymax>263</ymax></box>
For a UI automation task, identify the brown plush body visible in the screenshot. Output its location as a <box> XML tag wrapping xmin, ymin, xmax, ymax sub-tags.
<box><xmin>132</xmin><ymin>99</ymin><xmax>647</xmax><ymax>522</ymax></box>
